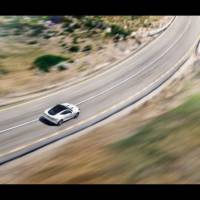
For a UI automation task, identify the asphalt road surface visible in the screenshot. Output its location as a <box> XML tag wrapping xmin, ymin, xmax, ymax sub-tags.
<box><xmin>0</xmin><ymin>16</ymin><xmax>200</xmax><ymax>164</ymax></box>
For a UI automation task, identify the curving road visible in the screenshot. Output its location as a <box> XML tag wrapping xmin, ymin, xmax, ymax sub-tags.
<box><xmin>0</xmin><ymin>16</ymin><xmax>200</xmax><ymax>164</ymax></box>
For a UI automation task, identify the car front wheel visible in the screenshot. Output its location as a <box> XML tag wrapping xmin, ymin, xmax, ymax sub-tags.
<box><xmin>58</xmin><ymin>119</ymin><xmax>64</xmax><ymax>126</ymax></box>
<box><xmin>74</xmin><ymin>112</ymin><xmax>79</xmax><ymax>119</ymax></box>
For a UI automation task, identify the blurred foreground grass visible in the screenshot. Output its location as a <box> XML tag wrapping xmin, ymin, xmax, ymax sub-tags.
<box><xmin>112</xmin><ymin>93</ymin><xmax>200</xmax><ymax>183</ymax></box>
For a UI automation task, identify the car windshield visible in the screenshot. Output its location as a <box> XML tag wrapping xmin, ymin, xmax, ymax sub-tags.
<box><xmin>48</xmin><ymin>104</ymin><xmax>66</xmax><ymax>115</ymax></box>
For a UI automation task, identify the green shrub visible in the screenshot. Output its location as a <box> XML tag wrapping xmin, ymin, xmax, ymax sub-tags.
<box><xmin>72</xmin><ymin>15</ymin><xmax>84</xmax><ymax>19</ymax></box>
<box><xmin>110</xmin><ymin>24</ymin><xmax>130</xmax><ymax>37</ymax></box>
<box><xmin>60</xmin><ymin>43</ymin><xmax>67</xmax><ymax>47</ymax></box>
<box><xmin>27</xmin><ymin>40</ymin><xmax>38</xmax><ymax>45</ymax></box>
<box><xmin>13</xmin><ymin>30</ymin><xmax>21</xmax><ymax>35</ymax></box>
<box><xmin>59</xmin><ymin>32</ymin><xmax>65</xmax><ymax>36</ymax></box>
<box><xmin>0</xmin><ymin>68</ymin><xmax>8</xmax><ymax>75</ymax></box>
<box><xmin>41</xmin><ymin>16</ymin><xmax>50</xmax><ymax>21</ymax></box>
<box><xmin>0</xmin><ymin>54</ymin><xmax>8</xmax><ymax>59</ymax></box>
<box><xmin>57</xmin><ymin>65</ymin><xmax>67</xmax><ymax>71</ymax></box>
<box><xmin>72</xmin><ymin>36</ymin><xmax>78</xmax><ymax>44</ymax></box>
<box><xmin>62</xmin><ymin>17</ymin><xmax>73</xmax><ymax>27</ymax></box>
<box><xmin>69</xmin><ymin>45</ymin><xmax>80</xmax><ymax>52</ymax></box>
<box><xmin>33</xmin><ymin>54</ymin><xmax>68</xmax><ymax>72</ymax></box>
<box><xmin>82</xmin><ymin>17</ymin><xmax>104</xmax><ymax>30</ymax></box>
<box><xmin>113</xmin><ymin>34</ymin><xmax>121</xmax><ymax>42</ymax></box>
<box><xmin>70</xmin><ymin>22</ymin><xmax>81</xmax><ymax>29</ymax></box>
<box><xmin>2</xmin><ymin>21</ymin><xmax>24</xmax><ymax>30</ymax></box>
<box><xmin>63</xmin><ymin>26</ymin><xmax>74</xmax><ymax>33</ymax></box>
<box><xmin>82</xmin><ymin>45</ymin><xmax>92</xmax><ymax>52</ymax></box>
<box><xmin>143</xmin><ymin>20</ymin><xmax>151</xmax><ymax>27</ymax></box>
<box><xmin>68</xmin><ymin>58</ymin><xmax>74</xmax><ymax>63</ymax></box>
<box><xmin>44</xmin><ymin>35</ymin><xmax>52</xmax><ymax>39</ymax></box>
<box><xmin>28</xmin><ymin>24</ymin><xmax>45</xmax><ymax>36</ymax></box>
<box><xmin>131</xmin><ymin>16</ymin><xmax>139</xmax><ymax>20</ymax></box>
<box><xmin>83</xmin><ymin>17</ymin><xmax>96</xmax><ymax>29</ymax></box>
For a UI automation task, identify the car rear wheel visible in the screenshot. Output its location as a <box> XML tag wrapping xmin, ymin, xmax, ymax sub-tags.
<box><xmin>58</xmin><ymin>119</ymin><xmax>64</xmax><ymax>126</ymax></box>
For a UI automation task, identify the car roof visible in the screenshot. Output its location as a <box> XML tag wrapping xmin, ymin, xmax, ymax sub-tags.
<box><xmin>48</xmin><ymin>104</ymin><xmax>67</xmax><ymax>115</ymax></box>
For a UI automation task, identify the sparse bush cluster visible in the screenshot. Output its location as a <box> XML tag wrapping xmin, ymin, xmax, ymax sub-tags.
<box><xmin>33</xmin><ymin>54</ymin><xmax>73</xmax><ymax>72</ymax></box>
<box><xmin>72</xmin><ymin>35</ymin><xmax>78</xmax><ymax>44</ymax></box>
<box><xmin>42</xmin><ymin>30</ymin><xmax>58</xmax><ymax>39</ymax></box>
<box><xmin>1</xmin><ymin>16</ymin><xmax>155</xmax><ymax>40</ymax></box>
<box><xmin>109</xmin><ymin>24</ymin><xmax>131</xmax><ymax>37</ymax></box>
<box><xmin>82</xmin><ymin>45</ymin><xmax>92</xmax><ymax>52</ymax></box>
<box><xmin>28</xmin><ymin>24</ymin><xmax>45</xmax><ymax>36</ymax></box>
<box><xmin>1</xmin><ymin>16</ymin><xmax>159</xmax><ymax>76</ymax></box>
<box><xmin>82</xmin><ymin>17</ymin><xmax>106</xmax><ymax>30</ymax></box>
<box><xmin>69</xmin><ymin>45</ymin><xmax>80</xmax><ymax>52</ymax></box>
<box><xmin>131</xmin><ymin>16</ymin><xmax>140</xmax><ymax>20</ymax></box>
<box><xmin>62</xmin><ymin>17</ymin><xmax>81</xmax><ymax>33</ymax></box>
<box><xmin>57</xmin><ymin>65</ymin><xmax>66</xmax><ymax>71</ymax></box>
<box><xmin>27</xmin><ymin>40</ymin><xmax>38</xmax><ymax>45</ymax></box>
<box><xmin>2</xmin><ymin>18</ymin><xmax>47</xmax><ymax>37</ymax></box>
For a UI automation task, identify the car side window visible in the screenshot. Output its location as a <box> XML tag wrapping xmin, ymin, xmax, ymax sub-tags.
<box><xmin>62</xmin><ymin>110</ymin><xmax>71</xmax><ymax>115</ymax></box>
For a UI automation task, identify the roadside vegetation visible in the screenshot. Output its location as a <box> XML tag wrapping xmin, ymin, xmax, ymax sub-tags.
<box><xmin>33</xmin><ymin>54</ymin><xmax>73</xmax><ymax>72</ymax></box>
<box><xmin>0</xmin><ymin>16</ymin><xmax>164</xmax><ymax>96</ymax></box>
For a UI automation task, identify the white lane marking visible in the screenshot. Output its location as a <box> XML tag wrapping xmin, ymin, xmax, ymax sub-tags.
<box><xmin>0</xmin><ymin>119</ymin><xmax>38</xmax><ymax>134</ymax></box>
<box><xmin>0</xmin><ymin>18</ymin><xmax>192</xmax><ymax>135</ymax></box>
<box><xmin>0</xmin><ymin>16</ymin><xmax>178</xmax><ymax>113</ymax></box>
<box><xmin>76</xmin><ymin>19</ymin><xmax>191</xmax><ymax>105</ymax></box>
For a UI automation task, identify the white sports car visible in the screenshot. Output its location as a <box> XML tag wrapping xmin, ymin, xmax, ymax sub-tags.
<box><xmin>42</xmin><ymin>103</ymin><xmax>80</xmax><ymax>125</ymax></box>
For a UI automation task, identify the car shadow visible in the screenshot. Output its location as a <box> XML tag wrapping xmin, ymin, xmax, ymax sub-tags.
<box><xmin>39</xmin><ymin>116</ymin><xmax>57</xmax><ymax>126</ymax></box>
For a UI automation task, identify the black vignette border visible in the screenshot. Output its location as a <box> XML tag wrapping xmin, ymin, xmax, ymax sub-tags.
<box><xmin>1</xmin><ymin>0</ymin><xmax>200</xmax><ymax>15</ymax></box>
